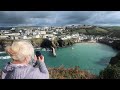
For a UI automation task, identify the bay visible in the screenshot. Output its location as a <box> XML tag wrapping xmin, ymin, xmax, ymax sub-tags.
<box><xmin>0</xmin><ymin>43</ymin><xmax>118</xmax><ymax>75</ymax></box>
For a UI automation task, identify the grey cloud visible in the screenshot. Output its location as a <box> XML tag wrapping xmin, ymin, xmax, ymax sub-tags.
<box><xmin>85</xmin><ymin>11</ymin><xmax>120</xmax><ymax>25</ymax></box>
<box><xmin>55</xmin><ymin>11</ymin><xmax>97</xmax><ymax>25</ymax></box>
<box><xmin>0</xmin><ymin>11</ymin><xmax>120</xmax><ymax>26</ymax></box>
<box><xmin>62</xmin><ymin>11</ymin><xmax>94</xmax><ymax>21</ymax></box>
<box><xmin>0</xmin><ymin>12</ymin><xmax>27</xmax><ymax>24</ymax></box>
<box><xmin>0</xmin><ymin>11</ymin><xmax>53</xmax><ymax>25</ymax></box>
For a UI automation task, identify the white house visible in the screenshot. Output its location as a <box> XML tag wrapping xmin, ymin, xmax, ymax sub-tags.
<box><xmin>32</xmin><ymin>32</ymin><xmax>37</xmax><ymax>35</ymax></box>
<box><xmin>99</xmin><ymin>37</ymin><xmax>104</xmax><ymax>39</ymax></box>
<box><xmin>61</xmin><ymin>37</ymin><xmax>67</xmax><ymax>40</ymax></box>
<box><xmin>43</xmin><ymin>34</ymin><xmax>54</xmax><ymax>38</ymax></box>
<box><xmin>11</xmin><ymin>28</ymin><xmax>15</xmax><ymax>30</ymax></box>
<box><xmin>66</xmin><ymin>36</ymin><xmax>71</xmax><ymax>39</ymax></box>
<box><xmin>39</xmin><ymin>31</ymin><xmax>46</xmax><ymax>35</ymax></box>
<box><xmin>0</xmin><ymin>35</ymin><xmax>8</xmax><ymax>39</ymax></box>
<box><xmin>53</xmin><ymin>32</ymin><xmax>57</xmax><ymax>35</ymax></box>
<box><xmin>1</xmin><ymin>30</ymin><xmax>10</xmax><ymax>34</ymax></box>
<box><xmin>4</xmin><ymin>33</ymin><xmax>20</xmax><ymax>36</ymax></box>
<box><xmin>19</xmin><ymin>35</ymin><xmax>28</xmax><ymax>39</ymax></box>
<box><xmin>32</xmin><ymin>35</ymin><xmax>40</xmax><ymax>38</ymax></box>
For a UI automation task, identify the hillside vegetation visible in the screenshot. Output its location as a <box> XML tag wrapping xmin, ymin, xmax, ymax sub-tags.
<box><xmin>86</xmin><ymin>27</ymin><xmax>108</xmax><ymax>35</ymax></box>
<box><xmin>99</xmin><ymin>52</ymin><xmax>120</xmax><ymax>79</ymax></box>
<box><xmin>65</xmin><ymin>27</ymin><xmax>108</xmax><ymax>36</ymax></box>
<box><xmin>100</xmin><ymin>26</ymin><xmax>120</xmax><ymax>38</ymax></box>
<box><xmin>48</xmin><ymin>66</ymin><xmax>96</xmax><ymax>79</ymax></box>
<box><xmin>109</xmin><ymin>30</ymin><xmax>120</xmax><ymax>38</ymax></box>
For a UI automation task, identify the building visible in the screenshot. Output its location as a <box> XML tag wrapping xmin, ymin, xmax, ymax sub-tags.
<box><xmin>39</xmin><ymin>31</ymin><xmax>46</xmax><ymax>35</ymax></box>
<box><xmin>0</xmin><ymin>35</ymin><xmax>8</xmax><ymax>39</ymax></box>
<box><xmin>4</xmin><ymin>33</ymin><xmax>20</xmax><ymax>36</ymax></box>
<box><xmin>43</xmin><ymin>34</ymin><xmax>54</xmax><ymax>38</ymax></box>
<box><xmin>32</xmin><ymin>35</ymin><xmax>40</xmax><ymax>38</ymax></box>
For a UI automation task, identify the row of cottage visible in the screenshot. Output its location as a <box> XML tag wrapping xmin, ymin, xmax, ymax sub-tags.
<box><xmin>0</xmin><ymin>27</ymin><xmax>106</xmax><ymax>42</ymax></box>
<box><xmin>0</xmin><ymin>27</ymin><xmax>65</xmax><ymax>40</ymax></box>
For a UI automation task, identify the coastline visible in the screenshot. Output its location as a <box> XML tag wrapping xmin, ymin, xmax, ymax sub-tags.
<box><xmin>0</xmin><ymin>41</ymin><xmax>117</xmax><ymax>78</ymax></box>
<box><xmin>72</xmin><ymin>40</ymin><xmax>98</xmax><ymax>45</ymax></box>
<box><xmin>0</xmin><ymin>41</ymin><xmax>101</xmax><ymax>53</ymax></box>
<box><xmin>82</xmin><ymin>42</ymin><xmax>97</xmax><ymax>43</ymax></box>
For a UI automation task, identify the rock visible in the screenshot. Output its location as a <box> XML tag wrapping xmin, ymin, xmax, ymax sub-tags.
<box><xmin>109</xmin><ymin>52</ymin><xmax>120</xmax><ymax>65</ymax></box>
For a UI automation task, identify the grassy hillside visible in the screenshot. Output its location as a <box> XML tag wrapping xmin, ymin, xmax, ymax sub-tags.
<box><xmin>101</xmin><ymin>26</ymin><xmax>120</xmax><ymax>31</ymax></box>
<box><xmin>86</xmin><ymin>27</ymin><xmax>108</xmax><ymax>35</ymax></box>
<box><xmin>100</xmin><ymin>26</ymin><xmax>120</xmax><ymax>38</ymax></box>
<box><xmin>108</xmin><ymin>30</ymin><xmax>120</xmax><ymax>38</ymax></box>
<box><xmin>47</xmin><ymin>66</ymin><xmax>97</xmax><ymax>79</ymax></box>
<box><xmin>66</xmin><ymin>27</ymin><xmax>109</xmax><ymax>36</ymax></box>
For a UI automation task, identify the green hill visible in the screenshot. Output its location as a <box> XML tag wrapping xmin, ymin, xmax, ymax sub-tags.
<box><xmin>109</xmin><ymin>30</ymin><xmax>120</xmax><ymax>38</ymax></box>
<box><xmin>66</xmin><ymin>27</ymin><xmax>109</xmax><ymax>36</ymax></box>
<box><xmin>100</xmin><ymin>26</ymin><xmax>120</xmax><ymax>38</ymax></box>
<box><xmin>101</xmin><ymin>26</ymin><xmax>120</xmax><ymax>31</ymax></box>
<box><xmin>86</xmin><ymin>27</ymin><xmax>108</xmax><ymax>35</ymax></box>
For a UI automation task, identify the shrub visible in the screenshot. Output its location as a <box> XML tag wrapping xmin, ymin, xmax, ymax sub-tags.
<box><xmin>48</xmin><ymin>66</ymin><xmax>96</xmax><ymax>79</ymax></box>
<box><xmin>99</xmin><ymin>65</ymin><xmax>120</xmax><ymax>79</ymax></box>
<box><xmin>31</xmin><ymin>38</ymin><xmax>43</xmax><ymax>48</ymax></box>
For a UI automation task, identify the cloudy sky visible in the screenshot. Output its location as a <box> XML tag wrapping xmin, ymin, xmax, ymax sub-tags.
<box><xmin>0</xmin><ymin>11</ymin><xmax>120</xmax><ymax>26</ymax></box>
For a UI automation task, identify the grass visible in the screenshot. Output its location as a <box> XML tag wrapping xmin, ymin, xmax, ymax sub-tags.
<box><xmin>48</xmin><ymin>66</ymin><xmax>97</xmax><ymax>79</ymax></box>
<box><xmin>31</xmin><ymin>38</ymin><xmax>43</xmax><ymax>47</ymax></box>
<box><xmin>65</xmin><ymin>27</ymin><xmax>108</xmax><ymax>36</ymax></box>
<box><xmin>85</xmin><ymin>27</ymin><xmax>108</xmax><ymax>35</ymax></box>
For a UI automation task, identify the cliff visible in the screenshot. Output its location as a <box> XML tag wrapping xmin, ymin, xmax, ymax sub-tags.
<box><xmin>98</xmin><ymin>39</ymin><xmax>120</xmax><ymax>50</ymax></box>
<box><xmin>99</xmin><ymin>52</ymin><xmax>120</xmax><ymax>79</ymax></box>
<box><xmin>109</xmin><ymin>52</ymin><xmax>120</xmax><ymax>65</ymax></box>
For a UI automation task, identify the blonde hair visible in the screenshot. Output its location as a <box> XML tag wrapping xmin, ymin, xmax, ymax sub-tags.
<box><xmin>5</xmin><ymin>40</ymin><xmax>34</xmax><ymax>62</ymax></box>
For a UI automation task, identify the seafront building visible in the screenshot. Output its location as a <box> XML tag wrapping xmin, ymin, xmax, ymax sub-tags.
<box><xmin>0</xmin><ymin>25</ymin><xmax>119</xmax><ymax>43</ymax></box>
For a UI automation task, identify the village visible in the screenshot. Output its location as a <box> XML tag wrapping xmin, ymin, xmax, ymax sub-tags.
<box><xmin>0</xmin><ymin>25</ymin><xmax>108</xmax><ymax>43</ymax></box>
<box><xmin>1</xmin><ymin>25</ymin><xmax>120</xmax><ymax>57</ymax></box>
